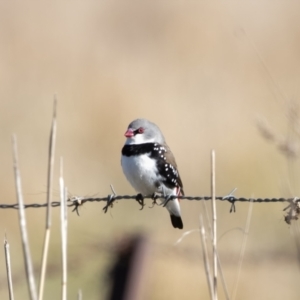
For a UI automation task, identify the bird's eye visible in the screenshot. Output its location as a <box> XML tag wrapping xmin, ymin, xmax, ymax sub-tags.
<box><xmin>137</xmin><ymin>127</ymin><xmax>144</xmax><ymax>134</ymax></box>
<box><xmin>133</xmin><ymin>127</ymin><xmax>144</xmax><ymax>135</ymax></box>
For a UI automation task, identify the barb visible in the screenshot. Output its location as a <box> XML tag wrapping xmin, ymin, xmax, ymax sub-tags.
<box><xmin>103</xmin><ymin>184</ymin><xmax>118</xmax><ymax>213</ymax></box>
<box><xmin>283</xmin><ymin>197</ymin><xmax>300</xmax><ymax>224</ymax></box>
<box><xmin>223</xmin><ymin>188</ymin><xmax>238</xmax><ymax>213</ymax></box>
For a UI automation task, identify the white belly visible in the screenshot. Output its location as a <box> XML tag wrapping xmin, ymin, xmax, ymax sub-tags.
<box><xmin>121</xmin><ymin>154</ymin><xmax>161</xmax><ymax>195</ymax></box>
<box><xmin>121</xmin><ymin>153</ymin><xmax>182</xmax><ymax>217</ymax></box>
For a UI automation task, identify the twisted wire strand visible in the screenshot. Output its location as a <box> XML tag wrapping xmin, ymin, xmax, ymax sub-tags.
<box><xmin>0</xmin><ymin>195</ymin><xmax>296</xmax><ymax>210</ymax></box>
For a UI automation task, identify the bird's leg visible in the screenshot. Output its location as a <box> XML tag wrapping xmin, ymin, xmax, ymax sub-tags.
<box><xmin>161</xmin><ymin>186</ymin><xmax>174</xmax><ymax>207</ymax></box>
<box><xmin>162</xmin><ymin>194</ymin><xmax>174</xmax><ymax>207</ymax></box>
<box><xmin>149</xmin><ymin>193</ymin><xmax>159</xmax><ymax>208</ymax></box>
<box><xmin>135</xmin><ymin>193</ymin><xmax>145</xmax><ymax>210</ymax></box>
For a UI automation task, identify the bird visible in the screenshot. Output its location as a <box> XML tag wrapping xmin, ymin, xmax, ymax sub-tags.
<box><xmin>121</xmin><ymin>118</ymin><xmax>184</xmax><ymax>229</ymax></box>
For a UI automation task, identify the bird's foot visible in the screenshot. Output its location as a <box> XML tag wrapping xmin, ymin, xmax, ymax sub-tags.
<box><xmin>149</xmin><ymin>193</ymin><xmax>159</xmax><ymax>208</ymax></box>
<box><xmin>136</xmin><ymin>193</ymin><xmax>145</xmax><ymax>210</ymax></box>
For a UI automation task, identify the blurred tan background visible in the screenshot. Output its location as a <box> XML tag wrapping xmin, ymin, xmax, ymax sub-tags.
<box><xmin>1</xmin><ymin>1</ymin><xmax>300</xmax><ymax>299</ymax></box>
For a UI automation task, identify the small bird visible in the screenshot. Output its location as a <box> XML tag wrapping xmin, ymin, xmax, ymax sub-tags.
<box><xmin>121</xmin><ymin>119</ymin><xmax>184</xmax><ymax>229</ymax></box>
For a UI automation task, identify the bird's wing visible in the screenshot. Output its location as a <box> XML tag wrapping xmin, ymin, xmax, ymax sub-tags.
<box><xmin>155</xmin><ymin>144</ymin><xmax>184</xmax><ymax>195</ymax></box>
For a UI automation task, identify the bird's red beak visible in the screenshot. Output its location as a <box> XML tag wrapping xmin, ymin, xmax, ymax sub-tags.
<box><xmin>124</xmin><ymin>128</ymin><xmax>134</xmax><ymax>138</ymax></box>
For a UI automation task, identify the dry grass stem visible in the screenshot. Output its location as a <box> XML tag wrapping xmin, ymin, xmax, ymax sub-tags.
<box><xmin>291</xmin><ymin>221</ymin><xmax>300</xmax><ymax>268</ymax></box>
<box><xmin>174</xmin><ymin>229</ymin><xmax>200</xmax><ymax>246</ymax></box>
<box><xmin>211</xmin><ymin>150</ymin><xmax>218</xmax><ymax>300</ymax></box>
<box><xmin>201</xmin><ymin>201</ymin><xmax>230</xmax><ymax>300</ymax></box>
<box><xmin>12</xmin><ymin>135</ymin><xmax>37</xmax><ymax>300</ymax></box>
<box><xmin>216</xmin><ymin>252</ymin><xmax>230</xmax><ymax>300</ymax></box>
<box><xmin>60</xmin><ymin>158</ymin><xmax>68</xmax><ymax>300</ymax></box>
<box><xmin>199</xmin><ymin>215</ymin><xmax>214</xmax><ymax>300</ymax></box>
<box><xmin>231</xmin><ymin>200</ymin><xmax>253</xmax><ymax>300</ymax></box>
<box><xmin>38</xmin><ymin>98</ymin><xmax>57</xmax><ymax>300</ymax></box>
<box><xmin>200</xmin><ymin>152</ymin><xmax>229</xmax><ymax>299</ymax></box>
<box><xmin>4</xmin><ymin>235</ymin><xmax>15</xmax><ymax>300</ymax></box>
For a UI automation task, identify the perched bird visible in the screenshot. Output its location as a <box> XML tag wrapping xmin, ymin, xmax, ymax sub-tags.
<box><xmin>121</xmin><ymin>119</ymin><xmax>184</xmax><ymax>229</ymax></box>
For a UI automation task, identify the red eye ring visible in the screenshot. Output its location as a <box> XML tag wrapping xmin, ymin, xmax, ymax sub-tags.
<box><xmin>138</xmin><ymin>127</ymin><xmax>144</xmax><ymax>134</ymax></box>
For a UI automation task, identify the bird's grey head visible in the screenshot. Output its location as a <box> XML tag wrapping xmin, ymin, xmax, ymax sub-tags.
<box><xmin>124</xmin><ymin>119</ymin><xmax>165</xmax><ymax>145</ymax></box>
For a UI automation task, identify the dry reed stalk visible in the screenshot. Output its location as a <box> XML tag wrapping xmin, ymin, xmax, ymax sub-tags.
<box><xmin>60</xmin><ymin>158</ymin><xmax>68</xmax><ymax>300</ymax></box>
<box><xmin>199</xmin><ymin>215</ymin><xmax>213</xmax><ymax>300</ymax></box>
<box><xmin>12</xmin><ymin>135</ymin><xmax>37</xmax><ymax>300</ymax></box>
<box><xmin>211</xmin><ymin>150</ymin><xmax>218</xmax><ymax>300</ymax></box>
<box><xmin>291</xmin><ymin>221</ymin><xmax>300</xmax><ymax>270</ymax></box>
<box><xmin>201</xmin><ymin>200</ymin><xmax>230</xmax><ymax>300</ymax></box>
<box><xmin>4</xmin><ymin>235</ymin><xmax>15</xmax><ymax>300</ymax></box>
<box><xmin>231</xmin><ymin>200</ymin><xmax>253</xmax><ymax>300</ymax></box>
<box><xmin>38</xmin><ymin>98</ymin><xmax>57</xmax><ymax>300</ymax></box>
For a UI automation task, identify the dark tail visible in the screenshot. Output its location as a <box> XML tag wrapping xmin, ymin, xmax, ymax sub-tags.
<box><xmin>170</xmin><ymin>215</ymin><xmax>183</xmax><ymax>229</ymax></box>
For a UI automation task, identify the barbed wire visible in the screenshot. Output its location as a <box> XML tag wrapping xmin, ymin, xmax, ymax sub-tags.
<box><xmin>0</xmin><ymin>195</ymin><xmax>297</xmax><ymax>209</ymax></box>
<box><xmin>0</xmin><ymin>194</ymin><xmax>296</xmax><ymax>209</ymax></box>
<box><xmin>0</xmin><ymin>195</ymin><xmax>294</xmax><ymax>210</ymax></box>
<box><xmin>1</xmin><ymin>192</ymin><xmax>299</xmax><ymax>224</ymax></box>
